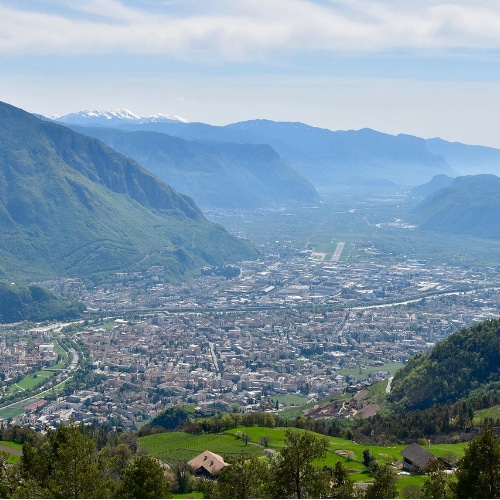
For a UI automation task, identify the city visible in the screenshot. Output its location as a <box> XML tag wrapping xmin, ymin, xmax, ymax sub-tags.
<box><xmin>1</xmin><ymin>240</ymin><xmax>499</xmax><ymax>429</ymax></box>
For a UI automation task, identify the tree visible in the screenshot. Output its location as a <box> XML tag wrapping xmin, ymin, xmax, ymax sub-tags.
<box><xmin>365</xmin><ymin>464</ymin><xmax>397</xmax><ymax>499</ymax></box>
<box><xmin>268</xmin><ymin>429</ymin><xmax>329</xmax><ymax>498</ymax></box>
<box><xmin>260</xmin><ymin>435</ymin><xmax>271</xmax><ymax>447</ymax></box>
<box><xmin>327</xmin><ymin>461</ymin><xmax>355</xmax><ymax>498</ymax></box>
<box><xmin>19</xmin><ymin>424</ymin><xmax>113</xmax><ymax>498</ymax></box>
<box><xmin>363</xmin><ymin>449</ymin><xmax>374</xmax><ymax>467</ymax></box>
<box><xmin>402</xmin><ymin>484</ymin><xmax>423</xmax><ymax>498</ymax></box>
<box><xmin>116</xmin><ymin>455</ymin><xmax>171</xmax><ymax>499</ymax></box>
<box><xmin>363</xmin><ymin>448</ymin><xmax>378</xmax><ymax>471</ymax></box>
<box><xmin>171</xmin><ymin>461</ymin><xmax>193</xmax><ymax>494</ymax></box>
<box><xmin>99</xmin><ymin>443</ymin><xmax>133</xmax><ymax>482</ymax></box>
<box><xmin>217</xmin><ymin>455</ymin><xmax>271</xmax><ymax>498</ymax></box>
<box><xmin>0</xmin><ymin>451</ymin><xmax>16</xmax><ymax>498</ymax></box>
<box><xmin>422</xmin><ymin>457</ymin><xmax>452</xmax><ymax>499</ymax></box>
<box><xmin>454</xmin><ymin>424</ymin><xmax>500</xmax><ymax>498</ymax></box>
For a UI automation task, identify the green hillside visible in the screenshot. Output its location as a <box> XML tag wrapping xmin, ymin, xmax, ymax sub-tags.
<box><xmin>412</xmin><ymin>174</ymin><xmax>500</xmax><ymax>239</ymax></box>
<box><xmin>0</xmin><ymin>281</ymin><xmax>83</xmax><ymax>322</ymax></box>
<box><xmin>0</xmin><ymin>102</ymin><xmax>257</xmax><ymax>281</ymax></box>
<box><xmin>389</xmin><ymin>318</ymin><xmax>500</xmax><ymax>413</ymax></box>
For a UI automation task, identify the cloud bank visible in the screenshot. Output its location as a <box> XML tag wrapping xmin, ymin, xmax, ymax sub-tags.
<box><xmin>1</xmin><ymin>0</ymin><xmax>500</xmax><ymax>60</ymax></box>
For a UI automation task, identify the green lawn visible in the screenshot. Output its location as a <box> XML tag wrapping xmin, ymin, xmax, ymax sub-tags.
<box><xmin>173</xmin><ymin>493</ymin><xmax>203</xmax><ymax>499</ymax></box>
<box><xmin>140</xmin><ymin>426</ymin><xmax>466</xmax><ymax>465</ymax></box>
<box><xmin>0</xmin><ymin>398</ymin><xmax>41</xmax><ymax>420</ymax></box>
<box><xmin>52</xmin><ymin>340</ymin><xmax>68</xmax><ymax>369</ymax></box>
<box><xmin>340</xmin><ymin>361</ymin><xmax>403</xmax><ymax>381</ymax></box>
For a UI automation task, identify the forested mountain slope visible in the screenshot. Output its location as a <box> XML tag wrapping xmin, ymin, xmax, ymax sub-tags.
<box><xmin>0</xmin><ymin>102</ymin><xmax>257</xmax><ymax>281</ymax></box>
<box><xmin>66</xmin><ymin>126</ymin><xmax>319</xmax><ymax>208</ymax></box>
<box><xmin>0</xmin><ymin>281</ymin><xmax>83</xmax><ymax>322</ymax></box>
<box><xmin>389</xmin><ymin>318</ymin><xmax>500</xmax><ymax>412</ymax></box>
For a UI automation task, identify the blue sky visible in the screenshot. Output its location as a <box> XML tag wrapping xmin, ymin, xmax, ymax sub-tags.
<box><xmin>1</xmin><ymin>0</ymin><xmax>500</xmax><ymax>146</ymax></box>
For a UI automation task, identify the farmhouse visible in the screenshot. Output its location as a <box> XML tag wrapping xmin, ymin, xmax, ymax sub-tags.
<box><xmin>187</xmin><ymin>450</ymin><xmax>228</xmax><ymax>477</ymax></box>
<box><xmin>400</xmin><ymin>443</ymin><xmax>435</xmax><ymax>473</ymax></box>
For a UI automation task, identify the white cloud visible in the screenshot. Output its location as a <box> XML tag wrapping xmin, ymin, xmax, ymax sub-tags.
<box><xmin>1</xmin><ymin>0</ymin><xmax>500</xmax><ymax>59</ymax></box>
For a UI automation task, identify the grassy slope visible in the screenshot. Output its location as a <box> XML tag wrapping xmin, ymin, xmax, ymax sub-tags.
<box><xmin>139</xmin><ymin>425</ymin><xmax>467</xmax><ymax>495</ymax></box>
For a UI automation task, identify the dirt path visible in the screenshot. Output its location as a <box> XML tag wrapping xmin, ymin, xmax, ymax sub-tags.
<box><xmin>0</xmin><ymin>444</ymin><xmax>22</xmax><ymax>456</ymax></box>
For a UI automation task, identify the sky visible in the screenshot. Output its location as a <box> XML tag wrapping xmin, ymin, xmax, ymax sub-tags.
<box><xmin>1</xmin><ymin>0</ymin><xmax>500</xmax><ymax>147</ymax></box>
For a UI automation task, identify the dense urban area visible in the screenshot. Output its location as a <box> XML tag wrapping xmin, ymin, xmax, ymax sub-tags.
<box><xmin>1</xmin><ymin>238</ymin><xmax>499</xmax><ymax>429</ymax></box>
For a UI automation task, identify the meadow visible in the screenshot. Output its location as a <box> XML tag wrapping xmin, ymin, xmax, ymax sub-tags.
<box><xmin>139</xmin><ymin>425</ymin><xmax>468</xmax><ymax>496</ymax></box>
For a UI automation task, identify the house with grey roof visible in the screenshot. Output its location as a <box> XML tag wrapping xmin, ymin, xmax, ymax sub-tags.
<box><xmin>400</xmin><ymin>443</ymin><xmax>436</xmax><ymax>473</ymax></box>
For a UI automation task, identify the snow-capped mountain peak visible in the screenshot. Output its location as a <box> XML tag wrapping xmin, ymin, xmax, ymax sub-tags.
<box><xmin>54</xmin><ymin>109</ymin><xmax>189</xmax><ymax>125</ymax></box>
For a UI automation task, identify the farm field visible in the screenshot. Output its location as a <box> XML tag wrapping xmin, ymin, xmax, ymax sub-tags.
<box><xmin>208</xmin><ymin>195</ymin><xmax>500</xmax><ymax>267</ymax></box>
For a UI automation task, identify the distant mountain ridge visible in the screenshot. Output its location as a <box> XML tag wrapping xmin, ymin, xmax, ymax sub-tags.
<box><xmin>66</xmin><ymin>125</ymin><xmax>319</xmax><ymax>208</ymax></box>
<box><xmin>425</xmin><ymin>137</ymin><xmax>500</xmax><ymax>176</ymax></box>
<box><xmin>411</xmin><ymin>174</ymin><xmax>455</xmax><ymax>199</ymax></box>
<box><xmin>55</xmin><ymin>109</ymin><xmax>189</xmax><ymax>126</ymax></box>
<box><xmin>54</xmin><ymin>113</ymin><xmax>462</xmax><ymax>189</ymax></box>
<box><xmin>0</xmin><ymin>101</ymin><xmax>257</xmax><ymax>282</ymax></box>
<box><xmin>53</xmin><ymin>110</ymin><xmax>500</xmax><ymax>205</ymax></box>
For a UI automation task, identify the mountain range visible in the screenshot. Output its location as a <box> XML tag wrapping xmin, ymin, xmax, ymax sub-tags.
<box><xmin>50</xmin><ymin>110</ymin><xmax>500</xmax><ymax>242</ymax></box>
<box><xmin>65</xmin><ymin>125</ymin><xmax>319</xmax><ymax>208</ymax></box>
<box><xmin>54</xmin><ymin>108</ymin><xmax>189</xmax><ymax>126</ymax></box>
<box><xmin>0</xmin><ymin>101</ymin><xmax>257</xmax><ymax>282</ymax></box>
<box><xmin>55</xmin><ymin>111</ymin><xmax>500</xmax><ymax>195</ymax></box>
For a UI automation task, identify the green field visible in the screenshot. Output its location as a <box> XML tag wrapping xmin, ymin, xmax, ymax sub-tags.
<box><xmin>341</xmin><ymin>361</ymin><xmax>404</xmax><ymax>380</ymax></box>
<box><xmin>140</xmin><ymin>425</ymin><xmax>467</xmax><ymax>496</ymax></box>
<box><xmin>139</xmin><ymin>431</ymin><xmax>264</xmax><ymax>464</ymax></box>
<box><xmin>272</xmin><ymin>394</ymin><xmax>310</xmax><ymax>406</ymax></box>
<box><xmin>52</xmin><ymin>340</ymin><xmax>68</xmax><ymax>369</ymax></box>
<box><xmin>8</xmin><ymin>371</ymin><xmax>54</xmax><ymax>394</ymax></box>
<box><xmin>0</xmin><ymin>440</ymin><xmax>22</xmax><ymax>464</ymax></box>
<box><xmin>0</xmin><ymin>397</ymin><xmax>42</xmax><ymax>420</ymax></box>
